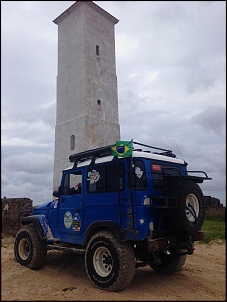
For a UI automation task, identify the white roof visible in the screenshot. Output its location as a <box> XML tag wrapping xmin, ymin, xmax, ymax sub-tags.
<box><xmin>64</xmin><ymin>151</ymin><xmax>184</xmax><ymax>171</ymax></box>
<box><xmin>132</xmin><ymin>151</ymin><xmax>185</xmax><ymax>164</ymax></box>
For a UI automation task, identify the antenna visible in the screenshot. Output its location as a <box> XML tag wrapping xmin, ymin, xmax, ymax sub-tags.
<box><xmin>176</xmin><ymin>144</ymin><xmax>185</xmax><ymax>162</ymax></box>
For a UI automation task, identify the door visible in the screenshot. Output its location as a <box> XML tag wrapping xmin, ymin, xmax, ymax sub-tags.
<box><xmin>58</xmin><ymin>170</ymin><xmax>84</xmax><ymax>242</ymax></box>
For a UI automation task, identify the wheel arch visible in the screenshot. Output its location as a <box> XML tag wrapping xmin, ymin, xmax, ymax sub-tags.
<box><xmin>83</xmin><ymin>221</ymin><xmax>126</xmax><ymax>246</ymax></box>
<box><xmin>21</xmin><ymin>215</ymin><xmax>48</xmax><ymax>240</ymax></box>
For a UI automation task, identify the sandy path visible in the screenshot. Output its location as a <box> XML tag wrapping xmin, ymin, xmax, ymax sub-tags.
<box><xmin>1</xmin><ymin>241</ymin><xmax>226</xmax><ymax>301</ymax></box>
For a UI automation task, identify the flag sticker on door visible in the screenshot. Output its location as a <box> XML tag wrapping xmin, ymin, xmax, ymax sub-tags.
<box><xmin>72</xmin><ymin>213</ymin><xmax>81</xmax><ymax>231</ymax></box>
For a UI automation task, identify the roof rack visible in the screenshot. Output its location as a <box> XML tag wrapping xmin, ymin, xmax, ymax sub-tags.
<box><xmin>69</xmin><ymin>140</ymin><xmax>177</xmax><ymax>168</ymax></box>
<box><xmin>133</xmin><ymin>141</ymin><xmax>176</xmax><ymax>158</ymax></box>
<box><xmin>69</xmin><ymin>145</ymin><xmax>113</xmax><ymax>167</ymax></box>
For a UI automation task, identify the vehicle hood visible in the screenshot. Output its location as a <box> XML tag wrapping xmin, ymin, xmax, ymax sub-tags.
<box><xmin>33</xmin><ymin>200</ymin><xmax>57</xmax><ymax>213</ymax></box>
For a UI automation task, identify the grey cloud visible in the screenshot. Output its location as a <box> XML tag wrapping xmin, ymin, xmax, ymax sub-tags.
<box><xmin>1</xmin><ymin>145</ymin><xmax>54</xmax><ymax>161</ymax></box>
<box><xmin>1</xmin><ymin>153</ymin><xmax>54</xmax><ymax>204</ymax></box>
<box><xmin>7</xmin><ymin>103</ymin><xmax>56</xmax><ymax>128</ymax></box>
<box><xmin>192</xmin><ymin>106</ymin><xmax>226</xmax><ymax>134</ymax></box>
<box><xmin>2</xmin><ymin>153</ymin><xmax>54</xmax><ymax>175</ymax></box>
<box><xmin>184</xmin><ymin>59</ymin><xmax>225</xmax><ymax>94</ymax></box>
<box><xmin>1</xmin><ymin>181</ymin><xmax>54</xmax><ymax>205</ymax></box>
<box><xmin>185</xmin><ymin>66</ymin><xmax>218</xmax><ymax>94</ymax></box>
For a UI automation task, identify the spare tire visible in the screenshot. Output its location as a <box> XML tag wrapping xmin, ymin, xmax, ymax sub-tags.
<box><xmin>166</xmin><ymin>181</ymin><xmax>205</xmax><ymax>236</ymax></box>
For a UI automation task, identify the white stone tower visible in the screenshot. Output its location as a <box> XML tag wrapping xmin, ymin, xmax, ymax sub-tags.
<box><xmin>53</xmin><ymin>1</ymin><xmax>120</xmax><ymax>189</ymax></box>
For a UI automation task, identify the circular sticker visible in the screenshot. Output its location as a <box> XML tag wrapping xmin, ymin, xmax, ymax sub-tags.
<box><xmin>64</xmin><ymin>211</ymin><xmax>72</xmax><ymax>229</ymax></box>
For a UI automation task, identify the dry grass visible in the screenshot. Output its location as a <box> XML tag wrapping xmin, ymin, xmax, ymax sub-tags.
<box><xmin>1</xmin><ymin>234</ymin><xmax>15</xmax><ymax>248</ymax></box>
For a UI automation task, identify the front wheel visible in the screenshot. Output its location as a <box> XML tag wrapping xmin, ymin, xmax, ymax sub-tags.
<box><xmin>14</xmin><ymin>225</ymin><xmax>46</xmax><ymax>270</ymax></box>
<box><xmin>85</xmin><ymin>231</ymin><xmax>135</xmax><ymax>291</ymax></box>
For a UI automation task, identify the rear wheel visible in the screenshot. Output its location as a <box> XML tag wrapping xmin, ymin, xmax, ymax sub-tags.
<box><xmin>14</xmin><ymin>225</ymin><xmax>46</xmax><ymax>270</ymax></box>
<box><xmin>150</xmin><ymin>251</ymin><xmax>187</xmax><ymax>273</ymax></box>
<box><xmin>85</xmin><ymin>231</ymin><xmax>135</xmax><ymax>291</ymax></box>
<box><xmin>166</xmin><ymin>181</ymin><xmax>205</xmax><ymax>235</ymax></box>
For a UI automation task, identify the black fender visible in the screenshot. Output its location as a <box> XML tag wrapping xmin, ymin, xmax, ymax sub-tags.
<box><xmin>83</xmin><ymin>221</ymin><xmax>126</xmax><ymax>246</ymax></box>
<box><xmin>20</xmin><ymin>215</ymin><xmax>49</xmax><ymax>240</ymax></box>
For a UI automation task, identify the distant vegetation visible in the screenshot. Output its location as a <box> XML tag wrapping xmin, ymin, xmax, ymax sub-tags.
<box><xmin>1</xmin><ymin>234</ymin><xmax>14</xmax><ymax>248</ymax></box>
<box><xmin>202</xmin><ymin>208</ymin><xmax>226</xmax><ymax>244</ymax></box>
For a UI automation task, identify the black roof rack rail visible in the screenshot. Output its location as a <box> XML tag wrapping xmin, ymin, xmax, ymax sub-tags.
<box><xmin>133</xmin><ymin>141</ymin><xmax>176</xmax><ymax>158</ymax></box>
<box><xmin>133</xmin><ymin>141</ymin><xmax>171</xmax><ymax>153</ymax></box>
<box><xmin>69</xmin><ymin>145</ymin><xmax>113</xmax><ymax>163</ymax></box>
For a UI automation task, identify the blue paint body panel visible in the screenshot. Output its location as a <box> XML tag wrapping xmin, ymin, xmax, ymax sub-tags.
<box><xmin>32</xmin><ymin>153</ymin><xmax>189</xmax><ymax>246</ymax></box>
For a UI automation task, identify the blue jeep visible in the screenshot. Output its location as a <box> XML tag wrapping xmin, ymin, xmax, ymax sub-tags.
<box><xmin>14</xmin><ymin>141</ymin><xmax>211</xmax><ymax>291</ymax></box>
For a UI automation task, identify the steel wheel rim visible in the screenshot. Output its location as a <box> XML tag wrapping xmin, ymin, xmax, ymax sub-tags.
<box><xmin>18</xmin><ymin>238</ymin><xmax>30</xmax><ymax>260</ymax></box>
<box><xmin>93</xmin><ymin>247</ymin><xmax>113</xmax><ymax>277</ymax></box>
<box><xmin>185</xmin><ymin>193</ymin><xmax>199</xmax><ymax>222</ymax></box>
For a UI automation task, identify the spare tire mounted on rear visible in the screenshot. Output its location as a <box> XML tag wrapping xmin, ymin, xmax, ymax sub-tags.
<box><xmin>166</xmin><ymin>181</ymin><xmax>205</xmax><ymax>236</ymax></box>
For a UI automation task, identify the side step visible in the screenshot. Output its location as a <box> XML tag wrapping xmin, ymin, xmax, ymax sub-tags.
<box><xmin>47</xmin><ymin>244</ymin><xmax>86</xmax><ymax>254</ymax></box>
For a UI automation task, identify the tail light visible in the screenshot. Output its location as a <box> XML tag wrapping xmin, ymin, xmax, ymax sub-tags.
<box><xmin>153</xmin><ymin>239</ymin><xmax>168</xmax><ymax>250</ymax></box>
<box><xmin>194</xmin><ymin>231</ymin><xmax>204</xmax><ymax>241</ymax></box>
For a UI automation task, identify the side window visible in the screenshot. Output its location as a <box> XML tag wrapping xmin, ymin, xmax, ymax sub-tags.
<box><xmin>63</xmin><ymin>171</ymin><xmax>82</xmax><ymax>195</ymax></box>
<box><xmin>132</xmin><ymin>160</ymin><xmax>147</xmax><ymax>190</ymax></box>
<box><xmin>106</xmin><ymin>163</ymin><xmax>124</xmax><ymax>191</ymax></box>
<box><xmin>87</xmin><ymin>163</ymin><xmax>125</xmax><ymax>193</ymax></box>
<box><xmin>87</xmin><ymin>166</ymin><xmax>105</xmax><ymax>192</ymax></box>
<box><xmin>151</xmin><ymin>164</ymin><xmax>163</xmax><ymax>190</ymax></box>
<box><xmin>151</xmin><ymin>164</ymin><xmax>180</xmax><ymax>190</ymax></box>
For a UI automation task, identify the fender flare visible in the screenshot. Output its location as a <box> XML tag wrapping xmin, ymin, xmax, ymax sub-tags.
<box><xmin>83</xmin><ymin>221</ymin><xmax>126</xmax><ymax>246</ymax></box>
<box><xmin>20</xmin><ymin>215</ymin><xmax>49</xmax><ymax>240</ymax></box>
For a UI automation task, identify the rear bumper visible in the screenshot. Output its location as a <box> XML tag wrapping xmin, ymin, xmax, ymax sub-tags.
<box><xmin>148</xmin><ymin>231</ymin><xmax>204</xmax><ymax>255</ymax></box>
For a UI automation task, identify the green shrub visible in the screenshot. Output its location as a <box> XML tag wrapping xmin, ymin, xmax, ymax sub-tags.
<box><xmin>202</xmin><ymin>218</ymin><xmax>226</xmax><ymax>243</ymax></box>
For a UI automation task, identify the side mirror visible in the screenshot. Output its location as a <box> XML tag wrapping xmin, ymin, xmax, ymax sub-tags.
<box><xmin>53</xmin><ymin>190</ymin><xmax>59</xmax><ymax>198</ymax></box>
<box><xmin>53</xmin><ymin>186</ymin><xmax>62</xmax><ymax>197</ymax></box>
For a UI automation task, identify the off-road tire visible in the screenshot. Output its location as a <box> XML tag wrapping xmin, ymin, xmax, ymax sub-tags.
<box><xmin>14</xmin><ymin>225</ymin><xmax>47</xmax><ymax>270</ymax></box>
<box><xmin>166</xmin><ymin>181</ymin><xmax>205</xmax><ymax>235</ymax></box>
<box><xmin>150</xmin><ymin>252</ymin><xmax>187</xmax><ymax>273</ymax></box>
<box><xmin>85</xmin><ymin>230</ymin><xmax>135</xmax><ymax>291</ymax></box>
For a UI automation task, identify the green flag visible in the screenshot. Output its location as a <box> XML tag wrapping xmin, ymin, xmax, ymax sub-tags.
<box><xmin>111</xmin><ymin>140</ymin><xmax>133</xmax><ymax>157</ymax></box>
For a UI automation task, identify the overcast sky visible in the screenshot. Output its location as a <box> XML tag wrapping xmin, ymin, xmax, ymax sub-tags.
<box><xmin>1</xmin><ymin>1</ymin><xmax>226</xmax><ymax>206</ymax></box>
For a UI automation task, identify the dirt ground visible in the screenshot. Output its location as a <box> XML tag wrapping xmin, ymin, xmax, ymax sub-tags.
<box><xmin>1</xmin><ymin>236</ymin><xmax>226</xmax><ymax>301</ymax></box>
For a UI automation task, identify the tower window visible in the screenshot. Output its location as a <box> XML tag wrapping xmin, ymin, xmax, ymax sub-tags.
<box><xmin>70</xmin><ymin>135</ymin><xmax>75</xmax><ymax>150</ymax></box>
<box><xmin>96</xmin><ymin>45</ymin><xmax>100</xmax><ymax>56</ymax></box>
<box><xmin>97</xmin><ymin>99</ymin><xmax>101</xmax><ymax>106</ymax></box>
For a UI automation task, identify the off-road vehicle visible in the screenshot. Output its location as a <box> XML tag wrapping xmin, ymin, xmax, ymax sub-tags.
<box><xmin>14</xmin><ymin>140</ymin><xmax>211</xmax><ymax>291</ymax></box>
